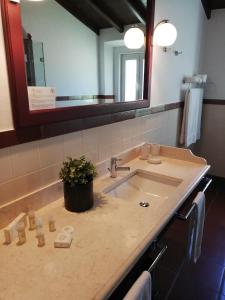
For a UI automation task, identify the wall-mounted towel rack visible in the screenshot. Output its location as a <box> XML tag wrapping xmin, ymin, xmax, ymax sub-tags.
<box><xmin>183</xmin><ymin>74</ymin><xmax>207</xmax><ymax>85</ymax></box>
<box><xmin>175</xmin><ymin>177</ymin><xmax>212</xmax><ymax>221</ymax></box>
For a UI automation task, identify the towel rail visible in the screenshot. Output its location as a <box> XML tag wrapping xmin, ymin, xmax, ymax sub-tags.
<box><xmin>202</xmin><ymin>178</ymin><xmax>212</xmax><ymax>193</ymax></box>
<box><xmin>175</xmin><ymin>177</ymin><xmax>212</xmax><ymax>221</ymax></box>
<box><xmin>148</xmin><ymin>244</ymin><xmax>168</xmax><ymax>273</ymax></box>
<box><xmin>175</xmin><ymin>203</ymin><xmax>196</xmax><ymax>220</ymax></box>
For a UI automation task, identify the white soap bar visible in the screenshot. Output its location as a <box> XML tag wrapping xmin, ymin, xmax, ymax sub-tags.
<box><xmin>4</xmin><ymin>213</ymin><xmax>27</xmax><ymax>244</ymax></box>
<box><xmin>54</xmin><ymin>232</ymin><xmax>73</xmax><ymax>248</ymax></box>
<box><xmin>62</xmin><ymin>226</ymin><xmax>74</xmax><ymax>237</ymax></box>
<box><xmin>148</xmin><ymin>156</ymin><xmax>162</xmax><ymax>164</ymax></box>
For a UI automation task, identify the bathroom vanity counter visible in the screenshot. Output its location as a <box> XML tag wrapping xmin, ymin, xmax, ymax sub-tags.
<box><xmin>0</xmin><ymin>147</ymin><xmax>210</xmax><ymax>300</ymax></box>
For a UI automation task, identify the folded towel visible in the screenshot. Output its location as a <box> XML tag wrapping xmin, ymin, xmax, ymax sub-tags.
<box><xmin>123</xmin><ymin>271</ymin><xmax>151</xmax><ymax>300</ymax></box>
<box><xmin>188</xmin><ymin>192</ymin><xmax>206</xmax><ymax>263</ymax></box>
<box><xmin>180</xmin><ymin>88</ymin><xmax>204</xmax><ymax>147</ymax></box>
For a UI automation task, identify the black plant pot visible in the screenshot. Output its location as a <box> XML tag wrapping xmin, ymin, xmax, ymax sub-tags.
<box><xmin>64</xmin><ymin>181</ymin><xmax>94</xmax><ymax>212</ymax></box>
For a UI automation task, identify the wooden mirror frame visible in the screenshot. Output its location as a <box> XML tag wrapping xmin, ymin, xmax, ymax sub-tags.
<box><xmin>1</xmin><ymin>0</ymin><xmax>154</xmax><ymax>128</ymax></box>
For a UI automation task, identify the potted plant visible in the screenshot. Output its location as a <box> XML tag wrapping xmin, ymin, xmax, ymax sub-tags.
<box><xmin>59</xmin><ymin>156</ymin><xmax>97</xmax><ymax>212</ymax></box>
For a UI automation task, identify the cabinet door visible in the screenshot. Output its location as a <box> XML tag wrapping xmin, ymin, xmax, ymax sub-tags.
<box><xmin>152</xmin><ymin>176</ymin><xmax>212</xmax><ymax>300</ymax></box>
<box><xmin>152</xmin><ymin>221</ymin><xmax>188</xmax><ymax>300</ymax></box>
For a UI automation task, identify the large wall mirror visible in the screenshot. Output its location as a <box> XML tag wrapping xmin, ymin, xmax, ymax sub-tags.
<box><xmin>1</xmin><ymin>0</ymin><xmax>154</xmax><ymax>127</ymax></box>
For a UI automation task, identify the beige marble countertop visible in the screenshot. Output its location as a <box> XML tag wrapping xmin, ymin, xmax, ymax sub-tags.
<box><xmin>0</xmin><ymin>148</ymin><xmax>210</xmax><ymax>300</ymax></box>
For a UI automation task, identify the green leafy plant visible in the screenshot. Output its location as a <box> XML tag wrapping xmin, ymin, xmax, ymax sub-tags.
<box><xmin>59</xmin><ymin>156</ymin><xmax>97</xmax><ymax>186</ymax></box>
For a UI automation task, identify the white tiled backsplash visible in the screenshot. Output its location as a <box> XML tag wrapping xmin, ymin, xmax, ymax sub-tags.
<box><xmin>0</xmin><ymin>109</ymin><xmax>181</xmax><ymax>208</ymax></box>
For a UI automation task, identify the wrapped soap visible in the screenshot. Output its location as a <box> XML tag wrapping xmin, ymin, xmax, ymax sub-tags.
<box><xmin>16</xmin><ymin>222</ymin><xmax>26</xmax><ymax>245</ymax></box>
<box><xmin>48</xmin><ymin>216</ymin><xmax>56</xmax><ymax>232</ymax></box>
<box><xmin>36</xmin><ymin>227</ymin><xmax>45</xmax><ymax>247</ymax></box>
<box><xmin>28</xmin><ymin>210</ymin><xmax>36</xmax><ymax>230</ymax></box>
<box><xmin>54</xmin><ymin>232</ymin><xmax>72</xmax><ymax>248</ymax></box>
<box><xmin>62</xmin><ymin>225</ymin><xmax>74</xmax><ymax>237</ymax></box>
<box><xmin>3</xmin><ymin>213</ymin><xmax>27</xmax><ymax>244</ymax></box>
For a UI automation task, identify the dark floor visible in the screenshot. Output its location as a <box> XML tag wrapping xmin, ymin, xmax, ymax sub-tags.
<box><xmin>168</xmin><ymin>177</ymin><xmax>225</xmax><ymax>300</ymax></box>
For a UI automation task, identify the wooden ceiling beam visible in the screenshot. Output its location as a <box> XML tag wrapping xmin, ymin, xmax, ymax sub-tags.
<box><xmin>55</xmin><ymin>0</ymin><xmax>99</xmax><ymax>35</ymax></box>
<box><xmin>124</xmin><ymin>0</ymin><xmax>146</xmax><ymax>24</ymax></box>
<box><xmin>86</xmin><ymin>0</ymin><xmax>124</xmax><ymax>33</ymax></box>
<box><xmin>210</xmin><ymin>0</ymin><xmax>225</xmax><ymax>10</ymax></box>
<box><xmin>201</xmin><ymin>0</ymin><xmax>211</xmax><ymax>19</ymax></box>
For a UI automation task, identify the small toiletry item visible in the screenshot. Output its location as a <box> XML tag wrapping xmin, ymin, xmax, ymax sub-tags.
<box><xmin>35</xmin><ymin>217</ymin><xmax>44</xmax><ymax>237</ymax></box>
<box><xmin>4</xmin><ymin>230</ymin><xmax>11</xmax><ymax>245</ymax></box>
<box><xmin>54</xmin><ymin>232</ymin><xmax>73</xmax><ymax>248</ymax></box>
<box><xmin>148</xmin><ymin>143</ymin><xmax>162</xmax><ymax>164</ymax></box>
<box><xmin>148</xmin><ymin>156</ymin><xmax>162</xmax><ymax>164</ymax></box>
<box><xmin>48</xmin><ymin>216</ymin><xmax>56</xmax><ymax>232</ymax></box>
<box><xmin>28</xmin><ymin>210</ymin><xmax>36</xmax><ymax>230</ymax></box>
<box><xmin>36</xmin><ymin>227</ymin><xmax>45</xmax><ymax>247</ymax></box>
<box><xmin>3</xmin><ymin>213</ymin><xmax>27</xmax><ymax>244</ymax></box>
<box><xmin>62</xmin><ymin>225</ymin><xmax>74</xmax><ymax>237</ymax></box>
<box><xmin>140</xmin><ymin>143</ymin><xmax>150</xmax><ymax>160</ymax></box>
<box><xmin>4</xmin><ymin>225</ymin><xmax>17</xmax><ymax>245</ymax></box>
<box><xmin>150</xmin><ymin>143</ymin><xmax>160</xmax><ymax>156</ymax></box>
<box><xmin>16</xmin><ymin>222</ymin><xmax>26</xmax><ymax>245</ymax></box>
<box><xmin>35</xmin><ymin>216</ymin><xmax>43</xmax><ymax>229</ymax></box>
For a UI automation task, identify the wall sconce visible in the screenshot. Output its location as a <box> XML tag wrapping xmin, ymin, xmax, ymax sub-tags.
<box><xmin>124</xmin><ymin>26</ymin><xmax>145</xmax><ymax>50</ymax></box>
<box><xmin>153</xmin><ymin>20</ymin><xmax>181</xmax><ymax>55</ymax></box>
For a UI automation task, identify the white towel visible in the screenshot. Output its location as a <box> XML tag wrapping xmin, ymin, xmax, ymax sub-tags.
<box><xmin>188</xmin><ymin>192</ymin><xmax>206</xmax><ymax>263</ymax></box>
<box><xmin>123</xmin><ymin>271</ymin><xmax>151</xmax><ymax>300</ymax></box>
<box><xmin>180</xmin><ymin>88</ymin><xmax>204</xmax><ymax>147</ymax></box>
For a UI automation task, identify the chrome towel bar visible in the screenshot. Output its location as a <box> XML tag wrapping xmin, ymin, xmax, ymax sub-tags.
<box><xmin>175</xmin><ymin>177</ymin><xmax>212</xmax><ymax>221</ymax></box>
<box><xmin>148</xmin><ymin>244</ymin><xmax>168</xmax><ymax>273</ymax></box>
<box><xmin>175</xmin><ymin>203</ymin><xmax>196</xmax><ymax>220</ymax></box>
<box><xmin>202</xmin><ymin>178</ymin><xmax>212</xmax><ymax>193</ymax></box>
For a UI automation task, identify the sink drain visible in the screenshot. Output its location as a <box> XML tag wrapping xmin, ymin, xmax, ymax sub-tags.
<box><xmin>139</xmin><ymin>201</ymin><xmax>149</xmax><ymax>207</ymax></box>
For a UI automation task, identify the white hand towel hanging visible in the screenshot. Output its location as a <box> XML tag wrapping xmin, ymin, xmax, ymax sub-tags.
<box><xmin>188</xmin><ymin>192</ymin><xmax>206</xmax><ymax>263</ymax></box>
<box><xmin>123</xmin><ymin>271</ymin><xmax>152</xmax><ymax>300</ymax></box>
<box><xmin>180</xmin><ymin>88</ymin><xmax>204</xmax><ymax>147</ymax></box>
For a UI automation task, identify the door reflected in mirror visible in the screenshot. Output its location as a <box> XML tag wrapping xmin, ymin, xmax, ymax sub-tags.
<box><xmin>20</xmin><ymin>0</ymin><xmax>146</xmax><ymax>111</ymax></box>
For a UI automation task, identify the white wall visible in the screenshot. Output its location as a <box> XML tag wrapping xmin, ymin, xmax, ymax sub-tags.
<box><xmin>195</xmin><ymin>104</ymin><xmax>225</xmax><ymax>177</ymax></box>
<box><xmin>102</xmin><ymin>43</ymin><xmax>114</xmax><ymax>95</ymax></box>
<box><xmin>202</xmin><ymin>9</ymin><xmax>225</xmax><ymax>99</ymax></box>
<box><xmin>98</xmin><ymin>28</ymin><xmax>125</xmax><ymax>95</ymax></box>
<box><xmin>195</xmin><ymin>9</ymin><xmax>225</xmax><ymax>177</ymax></box>
<box><xmin>21</xmin><ymin>0</ymin><xmax>99</xmax><ymax>96</ymax></box>
<box><xmin>151</xmin><ymin>0</ymin><xmax>207</xmax><ymax>107</ymax></box>
<box><xmin>0</xmin><ymin>9</ymin><xmax>13</xmax><ymax>132</ymax></box>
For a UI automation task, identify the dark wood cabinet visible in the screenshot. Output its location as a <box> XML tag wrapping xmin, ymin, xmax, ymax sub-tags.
<box><xmin>108</xmin><ymin>176</ymin><xmax>212</xmax><ymax>300</ymax></box>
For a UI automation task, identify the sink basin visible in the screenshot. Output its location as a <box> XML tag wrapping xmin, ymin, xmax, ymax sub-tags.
<box><xmin>103</xmin><ymin>169</ymin><xmax>182</xmax><ymax>203</ymax></box>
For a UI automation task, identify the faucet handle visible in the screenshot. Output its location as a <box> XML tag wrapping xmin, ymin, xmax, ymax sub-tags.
<box><xmin>112</xmin><ymin>157</ymin><xmax>122</xmax><ymax>162</ymax></box>
<box><xmin>110</xmin><ymin>157</ymin><xmax>122</xmax><ymax>171</ymax></box>
<box><xmin>111</xmin><ymin>157</ymin><xmax>121</xmax><ymax>164</ymax></box>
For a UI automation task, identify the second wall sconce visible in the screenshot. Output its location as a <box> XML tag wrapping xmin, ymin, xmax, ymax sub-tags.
<box><xmin>153</xmin><ymin>19</ymin><xmax>182</xmax><ymax>55</ymax></box>
<box><xmin>124</xmin><ymin>26</ymin><xmax>145</xmax><ymax>49</ymax></box>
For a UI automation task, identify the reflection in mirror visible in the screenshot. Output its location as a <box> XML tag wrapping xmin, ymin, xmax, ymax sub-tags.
<box><xmin>20</xmin><ymin>0</ymin><xmax>146</xmax><ymax>111</ymax></box>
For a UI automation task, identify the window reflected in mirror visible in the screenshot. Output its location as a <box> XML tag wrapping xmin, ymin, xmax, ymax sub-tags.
<box><xmin>20</xmin><ymin>0</ymin><xmax>146</xmax><ymax>111</ymax></box>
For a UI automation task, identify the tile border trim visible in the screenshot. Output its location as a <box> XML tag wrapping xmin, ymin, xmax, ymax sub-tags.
<box><xmin>0</xmin><ymin>101</ymin><xmax>183</xmax><ymax>149</ymax></box>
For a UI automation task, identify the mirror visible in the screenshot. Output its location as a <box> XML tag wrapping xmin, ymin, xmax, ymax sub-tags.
<box><xmin>20</xmin><ymin>0</ymin><xmax>146</xmax><ymax>111</ymax></box>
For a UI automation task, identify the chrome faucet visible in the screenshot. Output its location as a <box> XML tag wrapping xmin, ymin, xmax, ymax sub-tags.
<box><xmin>109</xmin><ymin>157</ymin><xmax>130</xmax><ymax>178</ymax></box>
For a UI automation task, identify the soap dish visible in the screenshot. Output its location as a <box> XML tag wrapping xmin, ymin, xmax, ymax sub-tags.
<box><xmin>148</xmin><ymin>156</ymin><xmax>162</xmax><ymax>164</ymax></box>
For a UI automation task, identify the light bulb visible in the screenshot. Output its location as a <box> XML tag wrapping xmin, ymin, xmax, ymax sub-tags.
<box><xmin>153</xmin><ymin>21</ymin><xmax>177</xmax><ymax>47</ymax></box>
<box><xmin>124</xmin><ymin>27</ymin><xmax>145</xmax><ymax>49</ymax></box>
